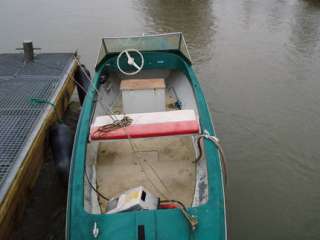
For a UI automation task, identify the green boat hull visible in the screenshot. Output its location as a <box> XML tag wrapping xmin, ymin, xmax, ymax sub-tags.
<box><xmin>66</xmin><ymin>51</ymin><xmax>227</xmax><ymax>240</ymax></box>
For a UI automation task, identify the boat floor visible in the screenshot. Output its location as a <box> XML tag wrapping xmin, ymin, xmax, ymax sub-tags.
<box><xmin>96</xmin><ymin>135</ymin><xmax>196</xmax><ymax>212</ymax></box>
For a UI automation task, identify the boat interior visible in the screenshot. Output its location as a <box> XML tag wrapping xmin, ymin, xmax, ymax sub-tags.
<box><xmin>84</xmin><ymin>69</ymin><xmax>209</xmax><ymax>214</ymax></box>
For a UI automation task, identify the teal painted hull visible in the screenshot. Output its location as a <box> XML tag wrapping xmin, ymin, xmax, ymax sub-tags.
<box><xmin>67</xmin><ymin>51</ymin><xmax>227</xmax><ymax>239</ymax></box>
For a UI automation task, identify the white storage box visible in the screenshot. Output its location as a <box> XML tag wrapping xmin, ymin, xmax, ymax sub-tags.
<box><xmin>120</xmin><ymin>78</ymin><xmax>166</xmax><ymax>113</ymax></box>
<box><xmin>106</xmin><ymin>186</ymin><xmax>159</xmax><ymax>214</ymax></box>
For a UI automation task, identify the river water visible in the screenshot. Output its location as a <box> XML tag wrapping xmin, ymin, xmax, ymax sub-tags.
<box><xmin>1</xmin><ymin>0</ymin><xmax>320</xmax><ymax>239</ymax></box>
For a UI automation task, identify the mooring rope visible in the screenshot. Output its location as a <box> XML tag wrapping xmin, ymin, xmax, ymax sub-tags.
<box><xmin>29</xmin><ymin>97</ymin><xmax>63</xmax><ymax>123</ymax></box>
<box><xmin>73</xmin><ymin>57</ymin><xmax>171</xmax><ymax>201</ymax></box>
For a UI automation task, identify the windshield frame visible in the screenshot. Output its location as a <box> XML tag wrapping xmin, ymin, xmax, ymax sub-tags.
<box><xmin>95</xmin><ymin>32</ymin><xmax>192</xmax><ymax>68</ymax></box>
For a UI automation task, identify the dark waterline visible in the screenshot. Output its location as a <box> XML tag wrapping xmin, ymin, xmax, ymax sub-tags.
<box><xmin>1</xmin><ymin>0</ymin><xmax>320</xmax><ymax>239</ymax></box>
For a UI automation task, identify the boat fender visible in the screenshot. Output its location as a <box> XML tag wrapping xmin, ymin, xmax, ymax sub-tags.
<box><xmin>49</xmin><ymin>123</ymin><xmax>73</xmax><ymax>185</ymax></box>
<box><xmin>75</xmin><ymin>64</ymin><xmax>91</xmax><ymax>105</ymax></box>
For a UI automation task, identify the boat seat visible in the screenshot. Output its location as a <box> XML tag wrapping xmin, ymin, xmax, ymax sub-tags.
<box><xmin>120</xmin><ymin>78</ymin><xmax>166</xmax><ymax>113</ymax></box>
<box><xmin>90</xmin><ymin>109</ymin><xmax>199</xmax><ymax>141</ymax></box>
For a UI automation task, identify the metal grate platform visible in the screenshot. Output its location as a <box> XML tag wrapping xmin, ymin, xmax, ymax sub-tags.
<box><xmin>0</xmin><ymin>53</ymin><xmax>74</xmax><ymax>191</ymax></box>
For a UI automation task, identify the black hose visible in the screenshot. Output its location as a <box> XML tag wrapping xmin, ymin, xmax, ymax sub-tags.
<box><xmin>84</xmin><ymin>167</ymin><xmax>109</xmax><ymax>201</ymax></box>
<box><xmin>194</xmin><ymin>135</ymin><xmax>228</xmax><ymax>185</ymax></box>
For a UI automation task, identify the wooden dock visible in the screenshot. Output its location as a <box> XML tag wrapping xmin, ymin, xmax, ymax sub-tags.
<box><xmin>0</xmin><ymin>52</ymin><xmax>77</xmax><ymax>238</ymax></box>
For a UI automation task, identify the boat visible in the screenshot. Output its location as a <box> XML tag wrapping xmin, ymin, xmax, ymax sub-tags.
<box><xmin>67</xmin><ymin>32</ymin><xmax>227</xmax><ymax>240</ymax></box>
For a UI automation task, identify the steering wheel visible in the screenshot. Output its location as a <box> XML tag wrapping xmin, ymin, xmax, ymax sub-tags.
<box><xmin>116</xmin><ymin>49</ymin><xmax>144</xmax><ymax>75</ymax></box>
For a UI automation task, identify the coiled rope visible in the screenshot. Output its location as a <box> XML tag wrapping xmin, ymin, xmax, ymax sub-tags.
<box><xmin>90</xmin><ymin>116</ymin><xmax>133</xmax><ymax>139</ymax></box>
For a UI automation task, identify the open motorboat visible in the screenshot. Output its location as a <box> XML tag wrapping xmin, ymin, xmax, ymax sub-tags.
<box><xmin>67</xmin><ymin>33</ymin><xmax>227</xmax><ymax>240</ymax></box>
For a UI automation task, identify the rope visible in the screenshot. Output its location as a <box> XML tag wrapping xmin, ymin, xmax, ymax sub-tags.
<box><xmin>91</xmin><ymin>116</ymin><xmax>133</xmax><ymax>139</ymax></box>
<box><xmin>29</xmin><ymin>97</ymin><xmax>62</xmax><ymax>123</ymax></box>
<box><xmin>73</xmin><ymin>57</ymin><xmax>117</xmax><ymax>122</ymax></box>
<box><xmin>73</xmin><ymin>56</ymin><xmax>171</xmax><ymax>201</ymax></box>
<box><xmin>160</xmin><ymin>200</ymin><xmax>198</xmax><ymax>230</ymax></box>
<box><xmin>85</xmin><ymin>166</ymin><xmax>109</xmax><ymax>201</ymax></box>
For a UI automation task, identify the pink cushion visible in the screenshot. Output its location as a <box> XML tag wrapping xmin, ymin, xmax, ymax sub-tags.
<box><xmin>90</xmin><ymin>110</ymin><xmax>199</xmax><ymax>141</ymax></box>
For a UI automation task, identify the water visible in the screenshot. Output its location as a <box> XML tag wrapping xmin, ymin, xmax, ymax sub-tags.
<box><xmin>1</xmin><ymin>0</ymin><xmax>320</xmax><ymax>239</ymax></box>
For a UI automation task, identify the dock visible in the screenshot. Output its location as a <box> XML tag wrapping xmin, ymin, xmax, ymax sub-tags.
<box><xmin>0</xmin><ymin>47</ymin><xmax>77</xmax><ymax>238</ymax></box>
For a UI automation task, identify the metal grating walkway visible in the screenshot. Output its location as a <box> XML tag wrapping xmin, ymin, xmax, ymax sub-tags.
<box><xmin>0</xmin><ymin>53</ymin><xmax>74</xmax><ymax>190</ymax></box>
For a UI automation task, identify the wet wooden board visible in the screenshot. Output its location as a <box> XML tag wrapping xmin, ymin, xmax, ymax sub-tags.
<box><xmin>120</xmin><ymin>78</ymin><xmax>165</xmax><ymax>90</ymax></box>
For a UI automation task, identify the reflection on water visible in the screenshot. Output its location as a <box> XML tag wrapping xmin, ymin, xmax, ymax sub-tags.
<box><xmin>134</xmin><ymin>0</ymin><xmax>216</xmax><ymax>65</ymax></box>
<box><xmin>289</xmin><ymin>0</ymin><xmax>320</xmax><ymax>58</ymax></box>
<box><xmin>1</xmin><ymin>0</ymin><xmax>320</xmax><ymax>239</ymax></box>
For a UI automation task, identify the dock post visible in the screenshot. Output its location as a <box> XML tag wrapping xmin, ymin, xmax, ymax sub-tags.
<box><xmin>23</xmin><ymin>40</ymin><xmax>34</xmax><ymax>62</ymax></box>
